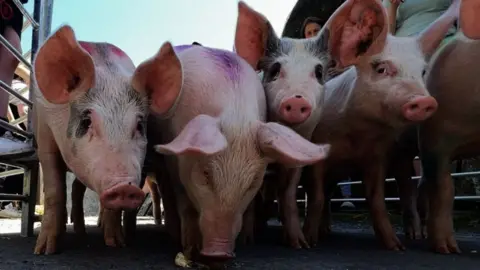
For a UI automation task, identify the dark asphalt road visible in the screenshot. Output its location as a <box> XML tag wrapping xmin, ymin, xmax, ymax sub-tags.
<box><xmin>0</xmin><ymin>220</ymin><xmax>479</xmax><ymax>270</ymax></box>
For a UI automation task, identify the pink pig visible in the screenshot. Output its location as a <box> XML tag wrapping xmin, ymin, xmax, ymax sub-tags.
<box><xmin>416</xmin><ymin>0</ymin><xmax>480</xmax><ymax>254</ymax></box>
<box><xmin>31</xmin><ymin>25</ymin><xmax>157</xmax><ymax>254</ymax></box>
<box><xmin>132</xmin><ymin>39</ymin><xmax>330</xmax><ymax>261</ymax></box>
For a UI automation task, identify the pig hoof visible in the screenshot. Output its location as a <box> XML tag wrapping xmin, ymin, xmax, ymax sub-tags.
<box><xmin>303</xmin><ymin>227</ymin><xmax>319</xmax><ymax>247</ymax></box>
<box><xmin>286</xmin><ymin>232</ymin><xmax>310</xmax><ymax>249</ymax></box>
<box><xmin>433</xmin><ymin>237</ymin><xmax>461</xmax><ymax>254</ymax></box>
<box><xmin>34</xmin><ymin>232</ymin><xmax>60</xmax><ymax>255</ymax></box>
<box><xmin>421</xmin><ymin>226</ymin><xmax>428</xmax><ymax>239</ymax></box>
<box><xmin>383</xmin><ymin>236</ymin><xmax>405</xmax><ymax>251</ymax></box>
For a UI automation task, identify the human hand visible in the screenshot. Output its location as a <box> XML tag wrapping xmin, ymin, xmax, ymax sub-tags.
<box><xmin>389</xmin><ymin>0</ymin><xmax>405</xmax><ymax>5</ymax></box>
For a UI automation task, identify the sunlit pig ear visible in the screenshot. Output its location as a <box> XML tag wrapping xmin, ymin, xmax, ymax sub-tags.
<box><xmin>324</xmin><ymin>0</ymin><xmax>388</xmax><ymax>68</ymax></box>
<box><xmin>154</xmin><ymin>114</ymin><xmax>227</xmax><ymax>157</ymax></box>
<box><xmin>33</xmin><ymin>25</ymin><xmax>95</xmax><ymax>104</ymax></box>
<box><xmin>234</xmin><ymin>1</ymin><xmax>280</xmax><ymax>70</ymax></box>
<box><xmin>460</xmin><ymin>0</ymin><xmax>480</xmax><ymax>40</ymax></box>
<box><xmin>256</xmin><ymin>122</ymin><xmax>330</xmax><ymax>168</ymax></box>
<box><xmin>131</xmin><ymin>42</ymin><xmax>183</xmax><ymax>116</ymax></box>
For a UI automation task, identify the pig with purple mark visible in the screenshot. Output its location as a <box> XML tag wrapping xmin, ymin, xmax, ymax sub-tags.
<box><xmin>132</xmin><ymin>37</ymin><xmax>330</xmax><ymax>261</ymax></box>
<box><xmin>31</xmin><ymin>25</ymin><xmax>162</xmax><ymax>255</ymax></box>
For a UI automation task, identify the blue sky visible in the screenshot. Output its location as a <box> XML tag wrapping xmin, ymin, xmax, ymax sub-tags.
<box><xmin>20</xmin><ymin>0</ymin><xmax>296</xmax><ymax>66</ymax></box>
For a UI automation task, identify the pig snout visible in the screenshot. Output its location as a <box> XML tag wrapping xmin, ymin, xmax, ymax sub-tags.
<box><xmin>401</xmin><ymin>96</ymin><xmax>438</xmax><ymax>122</ymax></box>
<box><xmin>201</xmin><ymin>238</ymin><xmax>236</xmax><ymax>260</ymax></box>
<box><xmin>100</xmin><ymin>182</ymin><xmax>145</xmax><ymax>210</ymax></box>
<box><xmin>278</xmin><ymin>95</ymin><xmax>312</xmax><ymax>125</ymax></box>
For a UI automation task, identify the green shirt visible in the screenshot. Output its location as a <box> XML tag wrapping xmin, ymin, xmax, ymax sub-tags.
<box><xmin>383</xmin><ymin>0</ymin><xmax>457</xmax><ymax>38</ymax></box>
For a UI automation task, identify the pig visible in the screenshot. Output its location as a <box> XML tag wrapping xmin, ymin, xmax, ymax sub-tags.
<box><xmin>131</xmin><ymin>36</ymin><xmax>330</xmax><ymax>261</ymax></box>
<box><xmin>233</xmin><ymin>0</ymin><xmax>383</xmax><ymax>249</ymax></box>
<box><xmin>31</xmin><ymin>25</ymin><xmax>154</xmax><ymax>254</ymax></box>
<box><xmin>416</xmin><ymin>0</ymin><xmax>480</xmax><ymax>254</ymax></box>
<box><xmin>233</xmin><ymin>1</ymin><xmax>332</xmax><ymax>249</ymax></box>
<box><xmin>301</xmin><ymin>0</ymin><xmax>459</xmax><ymax>250</ymax></box>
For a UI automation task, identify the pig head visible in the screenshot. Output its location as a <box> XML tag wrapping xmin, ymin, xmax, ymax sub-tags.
<box><xmin>320</xmin><ymin>0</ymin><xmax>461</xmax><ymax>128</ymax></box>
<box><xmin>132</xmin><ymin>42</ymin><xmax>330</xmax><ymax>259</ymax></box>
<box><xmin>33</xmin><ymin>25</ymin><xmax>148</xmax><ymax>210</ymax></box>
<box><xmin>234</xmin><ymin>1</ymin><xmax>332</xmax><ymax>135</ymax></box>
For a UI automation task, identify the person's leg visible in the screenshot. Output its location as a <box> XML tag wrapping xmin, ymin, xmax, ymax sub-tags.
<box><xmin>0</xmin><ymin>0</ymin><xmax>34</xmax><ymax>155</ymax></box>
<box><xmin>340</xmin><ymin>179</ymin><xmax>355</xmax><ymax>209</ymax></box>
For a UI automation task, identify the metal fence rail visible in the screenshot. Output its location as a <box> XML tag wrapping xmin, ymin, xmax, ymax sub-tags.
<box><xmin>0</xmin><ymin>0</ymin><xmax>53</xmax><ymax>237</ymax></box>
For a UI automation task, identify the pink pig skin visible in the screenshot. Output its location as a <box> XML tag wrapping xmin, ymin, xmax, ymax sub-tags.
<box><xmin>31</xmin><ymin>25</ymin><xmax>151</xmax><ymax>255</ymax></box>
<box><xmin>132</xmin><ymin>41</ymin><xmax>330</xmax><ymax>262</ymax></box>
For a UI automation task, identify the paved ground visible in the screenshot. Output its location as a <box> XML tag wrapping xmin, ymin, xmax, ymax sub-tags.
<box><xmin>1</xmin><ymin>217</ymin><xmax>479</xmax><ymax>270</ymax></box>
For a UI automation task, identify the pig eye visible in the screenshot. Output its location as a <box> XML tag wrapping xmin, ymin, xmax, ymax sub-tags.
<box><xmin>268</xmin><ymin>62</ymin><xmax>282</xmax><ymax>80</ymax></box>
<box><xmin>376</xmin><ymin>66</ymin><xmax>387</xmax><ymax>75</ymax></box>
<box><xmin>136</xmin><ymin>116</ymin><xmax>145</xmax><ymax>135</ymax></box>
<box><xmin>79</xmin><ymin>110</ymin><xmax>92</xmax><ymax>130</ymax></box>
<box><xmin>314</xmin><ymin>64</ymin><xmax>323</xmax><ymax>83</ymax></box>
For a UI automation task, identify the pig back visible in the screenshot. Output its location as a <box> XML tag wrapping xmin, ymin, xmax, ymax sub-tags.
<box><xmin>426</xmin><ymin>34</ymin><xmax>480</xmax><ymax>122</ymax></box>
<box><xmin>169</xmin><ymin>46</ymin><xmax>267</xmax><ymax>133</ymax></box>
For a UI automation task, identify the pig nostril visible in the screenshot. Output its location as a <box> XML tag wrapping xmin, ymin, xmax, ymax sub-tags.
<box><xmin>128</xmin><ymin>194</ymin><xmax>135</xmax><ymax>200</ymax></box>
<box><xmin>128</xmin><ymin>182</ymin><xmax>131</xmax><ymax>185</ymax></box>
<box><xmin>286</xmin><ymin>105</ymin><xmax>292</xmax><ymax>111</ymax></box>
<box><xmin>295</xmin><ymin>95</ymin><xmax>302</xmax><ymax>98</ymax></box>
<box><xmin>409</xmin><ymin>104</ymin><xmax>419</xmax><ymax>110</ymax></box>
<box><xmin>106</xmin><ymin>192</ymin><xmax>118</xmax><ymax>201</ymax></box>
<box><xmin>300</xmin><ymin>107</ymin><xmax>307</xmax><ymax>113</ymax></box>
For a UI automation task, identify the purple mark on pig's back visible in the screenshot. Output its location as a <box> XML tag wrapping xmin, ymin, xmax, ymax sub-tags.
<box><xmin>204</xmin><ymin>48</ymin><xmax>241</xmax><ymax>82</ymax></box>
<box><xmin>174</xmin><ymin>45</ymin><xmax>193</xmax><ymax>53</ymax></box>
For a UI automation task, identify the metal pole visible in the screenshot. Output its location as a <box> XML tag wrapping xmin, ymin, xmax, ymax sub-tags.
<box><xmin>39</xmin><ymin>0</ymin><xmax>54</xmax><ymax>44</ymax></box>
<box><xmin>0</xmin><ymin>80</ymin><xmax>34</xmax><ymax>107</ymax></box>
<box><xmin>26</xmin><ymin>0</ymin><xmax>43</xmax><ymax>134</ymax></box>
<box><xmin>336</xmin><ymin>171</ymin><xmax>480</xmax><ymax>186</ymax></box>
<box><xmin>11</xmin><ymin>0</ymin><xmax>40</xmax><ymax>28</ymax></box>
<box><xmin>0</xmin><ymin>35</ymin><xmax>32</xmax><ymax>69</ymax></box>
<box><xmin>0</xmin><ymin>119</ymin><xmax>33</xmax><ymax>138</ymax></box>
<box><xmin>0</xmin><ymin>193</ymin><xmax>28</xmax><ymax>201</ymax></box>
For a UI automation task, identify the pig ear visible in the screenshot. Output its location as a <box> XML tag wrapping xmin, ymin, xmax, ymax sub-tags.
<box><xmin>416</xmin><ymin>0</ymin><xmax>460</xmax><ymax>57</ymax></box>
<box><xmin>325</xmin><ymin>0</ymin><xmax>388</xmax><ymax>68</ymax></box>
<box><xmin>257</xmin><ymin>122</ymin><xmax>330</xmax><ymax>168</ymax></box>
<box><xmin>131</xmin><ymin>42</ymin><xmax>183</xmax><ymax>116</ymax></box>
<box><xmin>234</xmin><ymin>1</ymin><xmax>279</xmax><ymax>70</ymax></box>
<box><xmin>154</xmin><ymin>114</ymin><xmax>227</xmax><ymax>157</ymax></box>
<box><xmin>33</xmin><ymin>25</ymin><xmax>95</xmax><ymax>104</ymax></box>
<box><xmin>460</xmin><ymin>0</ymin><xmax>480</xmax><ymax>40</ymax></box>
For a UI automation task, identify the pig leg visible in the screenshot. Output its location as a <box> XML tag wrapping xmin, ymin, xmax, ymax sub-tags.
<box><xmin>70</xmin><ymin>178</ymin><xmax>87</xmax><ymax>235</ymax></box>
<box><xmin>393</xmin><ymin>156</ymin><xmax>422</xmax><ymax>240</ymax></box>
<box><xmin>177</xmin><ymin>195</ymin><xmax>201</xmax><ymax>260</ymax></box>
<box><xmin>123</xmin><ymin>209</ymin><xmax>137</xmax><ymax>246</ymax></box>
<box><xmin>420</xmin><ymin>151</ymin><xmax>459</xmax><ymax>253</ymax></box>
<box><xmin>362</xmin><ymin>162</ymin><xmax>405</xmax><ymax>251</ymax></box>
<box><xmin>97</xmin><ymin>205</ymin><xmax>104</xmax><ymax>228</ymax></box>
<box><xmin>101</xmin><ymin>208</ymin><xmax>126</xmax><ymax>248</ymax></box>
<box><xmin>302</xmin><ymin>163</ymin><xmax>325</xmax><ymax>247</ymax></box>
<box><xmin>318</xmin><ymin>186</ymin><xmax>334</xmax><ymax>237</ymax></box>
<box><xmin>34</xmin><ymin>152</ymin><xmax>68</xmax><ymax>255</ymax></box>
<box><xmin>278</xmin><ymin>167</ymin><xmax>309</xmax><ymax>249</ymax></box>
<box><xmin>145</xmin><ymin>176</ymin><xmax>162</xmax><ymax>225</ymax></box>
<box><xmin>417</xmin><ymin>177</ymin><xmax>429</xmax><ymax>239</ymax></box>
<box><xmin>239</xmin><ymin>200</ymin><xmax>255</xmax><ymax>245</ymax></box>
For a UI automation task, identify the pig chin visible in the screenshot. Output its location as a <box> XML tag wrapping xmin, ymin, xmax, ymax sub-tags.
<box><xmin>198</xmin><ymin>211</ymin><xmax>241</xmax><ymax>261</ymax></box>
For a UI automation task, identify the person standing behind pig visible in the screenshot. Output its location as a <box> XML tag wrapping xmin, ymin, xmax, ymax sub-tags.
<box><xmin>300</xmin><ymin>17</ymin><xmax>323</xmax><ymax>38</ymax></box>
<box><xmin>384</xmin><ymin>0</ymin><xmax>458</xmax><ymax>50</ymax></box>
